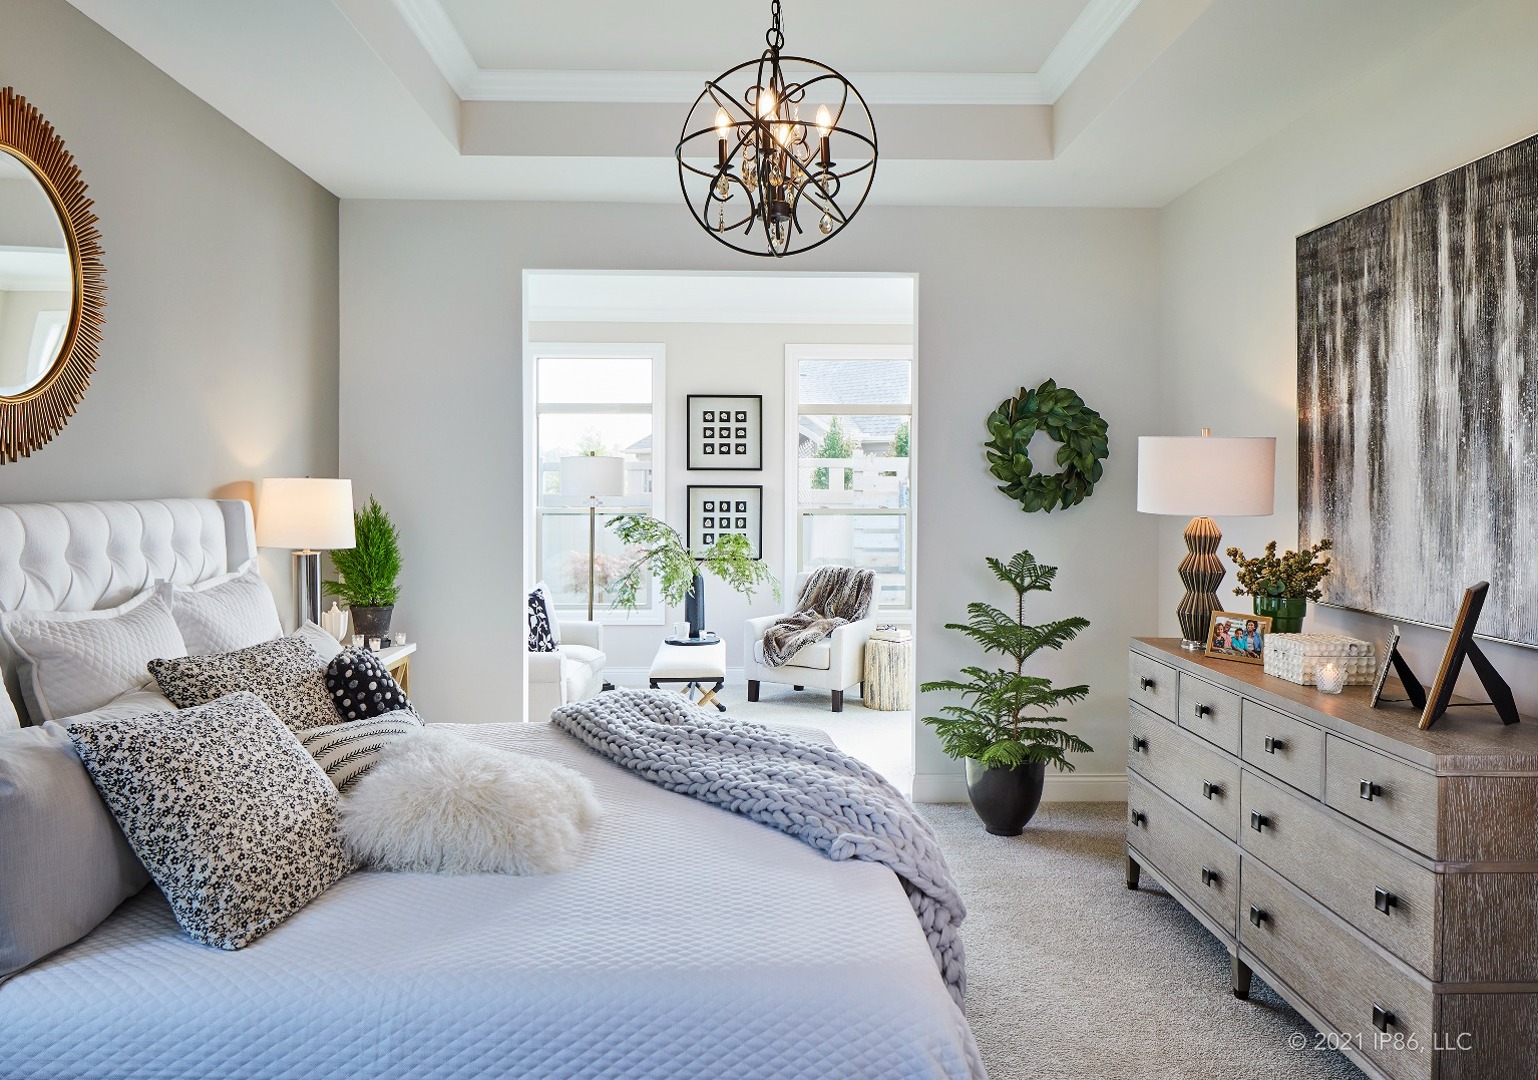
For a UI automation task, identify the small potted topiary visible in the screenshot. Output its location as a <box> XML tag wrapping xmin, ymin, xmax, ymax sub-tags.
<box><xmin>1226</xmin><ymin>538</ymin><xmax>1333</xmax><ymax>633</ymax></box>
<box><xmin>921</xmin><ymin>549</ymin><xmax>1092</xmax><ymax>835</ymax></box>
<box><xmin>324</xmin><ymin>496</ymin><xmax>402</xmax><ymax>640</ymax></box>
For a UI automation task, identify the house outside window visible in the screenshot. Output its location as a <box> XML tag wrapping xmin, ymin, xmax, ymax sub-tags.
<box><xmin>787</xmin><ymin>344</ymin><xmax>913</xmax><ymax>613</ymax></box>
<box><xmin>530</xmin><ymin>343</ymin><xmax>664</xmax><ymax>623</ymax></box>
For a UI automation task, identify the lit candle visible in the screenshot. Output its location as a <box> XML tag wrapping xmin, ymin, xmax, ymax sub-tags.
<box><xmin>815</xmin><ymin>105</ymin><xmax>832</xmax><ymax>167</ymax></box>
<box><xmin>1316</xmin><ymin>660</ymin><xmax>1346</xmax><ymax>694</ymax></box>
<box><xmin>714</xmin><ymin>107</ymin><xmax>730</xmax><ymax>168</ymax></box>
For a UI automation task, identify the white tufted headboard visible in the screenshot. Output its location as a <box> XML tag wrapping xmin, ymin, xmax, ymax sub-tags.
<box><xmin>0</xmin><ymin>498</ymin><xmax>256</xmax><ymax>722</ymax></box>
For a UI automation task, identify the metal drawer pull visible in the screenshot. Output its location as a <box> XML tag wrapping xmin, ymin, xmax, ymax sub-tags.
<box><xmin>1263</xmin><ymin>735</ymin><xmax>1285</xmax><ymax>754</ymax></box>
<box><xmin>1371</xmin><ymin>1003</ymin><xmax>1395</xmax><ymax>1033</ymax></box>
<box><xmin>1248</xmin><ymin>905</ymin><xmax>1268</xmax><ymax>928</ymax></box>
<box><xmin>1193</xmin><ymin>702</ymin><xmax>1212</xmax><ymax>719</ymax></box>
<box><xmin>1359</xmin><ymin>779</ymin><xmax>1383</xmax><ymax>801</ymax></box>
<box><xmin>1131</xmin><ymin>810</ymin><xmax>1147</xmax><ymax>828</ymax></box>
<box><xmin>1250</xmin><ymin>810</ymin><xmax>1269</xmax><ymax>832</ymax></box>
<box><xmin>1201</xmin><ymin>866</ymin><xmax>1220</xmax><ymax>888</ymax></box>
<box><xmin>1131</xmin><ymin>736</ymin><xmax>1148</xmax><ymax>753</ymax></box>
<box><xmin>1202</xmin><ymin>780</ymin><xmax>1223</xmax><ymax>800</ymax></box>
<box><xmin>1140</xmin><ymin>676</ymin><xmax>1156</xmax><ymax>691</ymax></box>
<box><xmin>1374</xmin><ymin>887</ymin><xmax>1399</xmax><ymax>915</ymax></box>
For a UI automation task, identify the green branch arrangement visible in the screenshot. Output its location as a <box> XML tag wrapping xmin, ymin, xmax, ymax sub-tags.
<box><xmin>606</xmin><ymin>514</ymin><xmax>780</xmax><ymax>611</ymax></box>
<box><xmin>921</xmin><ymin>549</ymin><xmax>1093</xmax><ymax>772</ymax></box>
<box><xmin>1226</xmin><ymin>538</ymin><xmax>1333</xmax><ymax>601</ymax></box>
<box><xmin>323</xmin><ymin>497</ymin><xmax>402</xmax><ymax>607</ymax></box>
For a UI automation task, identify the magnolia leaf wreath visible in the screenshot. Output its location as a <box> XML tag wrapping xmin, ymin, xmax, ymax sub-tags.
<box><xmin>984</xmin><ymin>379</ymin><xmax>1110</xmax><ymax>513</ymax></box>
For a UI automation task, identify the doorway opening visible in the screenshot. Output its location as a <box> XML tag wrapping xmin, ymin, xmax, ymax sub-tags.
<box><xmin>522</xmin><ymin>270</ymin><xmax>919</xmax><ymax>793</ymax></box>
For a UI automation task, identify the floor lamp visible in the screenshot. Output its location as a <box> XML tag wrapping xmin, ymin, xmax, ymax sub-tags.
<box><xmin>1137</xmin><ymin>431</ymin><xmax>1275</xmax><ymax>650</ymax></box>
<box><xmin>255</xmin><ymin>478</ymin><xmax>356</xmax><ymax>628</ymax></box>
<box><xmin>559</xmin><ymin>455</ymin><xmax>626</xmax><ymax>621</ymax></box>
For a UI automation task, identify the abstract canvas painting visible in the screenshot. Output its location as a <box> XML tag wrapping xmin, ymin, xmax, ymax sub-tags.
<box><xmin>1298</xmin><ymin>133</ymin><xmax>1538</xmax><ymax>646</ymax></box>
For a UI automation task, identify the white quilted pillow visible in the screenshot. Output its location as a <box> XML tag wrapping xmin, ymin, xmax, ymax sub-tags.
<box><xmin>171</xmin><ymin>562</ymin><xmax>282</xmax><ymax>655</ymax></box>
<box><xmin>0</xmin><ymin>585</ymin><xmax>188</xmax><ymax>723</ymax></box>
<box><xmin>0</xmin><ymin>673</ymin><xmax>18</xmax><ymax>731</ymax></box>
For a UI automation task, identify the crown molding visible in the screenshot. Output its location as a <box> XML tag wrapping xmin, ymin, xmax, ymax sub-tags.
<box><xmin>465</xmin><ymin>69</ymin><xmax>1045</xmax><ymax>105</ymax></box>
<box><xmin>1037</xmin><ymin>0</ymin><xmax>1143</xmax><ymax>100</ymax></box>
<box><xmin>395</xmin><ymin>0</ymin><xmax>1142</xmax><ymax>107</ymax></box>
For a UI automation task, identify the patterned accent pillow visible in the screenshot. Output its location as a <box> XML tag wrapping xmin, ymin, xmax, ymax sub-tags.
<box><xmin>325</xmin><ymin>648</ymin><xmax>412</xmax><ymax>722</ymax></box>
<box><xmin>148</xmin><ymin>635</ymin><xmax>335</xmax><ymax>732</ymax></box>
<box><xmin>66</xmin><ymin>691</ymin><xmax>352</xmax><ymax>950</ymax></box>
<box><xmin>299</xmin><ymin>712</ymin><xmax>424</xmax><ymax>793</ymax></box>
<box><xmin>528</xmin><ymin>588</ymin><xmax>557</xmax><ymax>652</ymax></box>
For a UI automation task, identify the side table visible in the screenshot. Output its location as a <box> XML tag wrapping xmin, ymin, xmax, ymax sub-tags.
<box><xmin>862</xmin><ymin>637</ymin><xmax>912</xmax><ymax>711</ymax></box>
<box><xmin>375</xmin><ymin>642</ymin><xmax>416</xmax><ymax>696</ymax></box>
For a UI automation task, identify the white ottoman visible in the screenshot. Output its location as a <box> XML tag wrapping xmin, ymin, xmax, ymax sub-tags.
<box><xmin>649</xmin><ymin>639</ymin><xmax>729</xmax><ymax>712</ymax></box>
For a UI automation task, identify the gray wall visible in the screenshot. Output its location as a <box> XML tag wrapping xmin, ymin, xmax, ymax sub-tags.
<box><xmin>0</xmin><ymin>0</ymin><xmax>340</xmax><ymax>615</ymax></box>
<box><xmin>1158</xmin><ymin>0</ymin><xmax>1538</xmax><ymax>709</ymax></box>
<box><xmin>341</xmin><ymin>201</ymin><xmax>1162</xmax><ymax>799</ymax></box>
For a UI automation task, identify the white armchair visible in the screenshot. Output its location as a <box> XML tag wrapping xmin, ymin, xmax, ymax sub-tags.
<box><xmin>744</xmin><ymin>574</ymin><xmax>876</xmax><ymax>713</ymax></box>
<box><xmin>528</xmin><ymin>619</ymin><xmax>607</xmax><ymax>721</ymax></box>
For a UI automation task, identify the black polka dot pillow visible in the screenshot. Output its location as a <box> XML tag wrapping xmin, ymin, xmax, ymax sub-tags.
<box><xmin>325</xmin><ymin>648</ymin><xmax>413</xmax><ymax>722</ymax></box>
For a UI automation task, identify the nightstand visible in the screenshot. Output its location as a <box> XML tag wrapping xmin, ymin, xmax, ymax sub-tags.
<box><xmin>375</xmin><ymin>642</ymin><xmax>416</xmax><ymax>696</ymax></box>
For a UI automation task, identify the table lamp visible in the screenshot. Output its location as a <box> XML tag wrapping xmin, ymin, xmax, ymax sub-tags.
<box><xmin>255</xmin><ymin>478</ymin><xmax>356</xmax><ymax>627</ymax></box>
<box><xmin>1137</xmin><ymin>431</ymin><xmax>1276</xmax><ymax>649</ymax></box>
<box><xmin>559</xmin><ymin>454</ymin><xmax>625</xmax><ymax>620</ymax></box>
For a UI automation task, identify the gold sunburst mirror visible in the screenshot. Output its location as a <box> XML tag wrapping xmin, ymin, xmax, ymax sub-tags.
<box><xmin>0</xmin><ymin>87</ymin><xmax>104</xmax><ymax>463</ymax></box>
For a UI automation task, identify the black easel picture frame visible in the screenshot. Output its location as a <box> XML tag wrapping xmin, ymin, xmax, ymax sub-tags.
<box><xmin>687</xmin><ymin>395</ymin><xmax>763</xmax><ymax>471</ymax></box>
<box><xmin>1418</xmin><ymin>582</ymin><xmax>1518</xmax><ymax>729</ymax></box>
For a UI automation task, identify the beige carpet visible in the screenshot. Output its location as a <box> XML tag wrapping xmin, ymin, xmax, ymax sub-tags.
<box><xmin>923</xmin><ymin>801</ymin><xmax>1368</xmax><ymax>1080</ymax></box>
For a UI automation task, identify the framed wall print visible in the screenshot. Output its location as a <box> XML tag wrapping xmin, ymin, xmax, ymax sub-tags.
<box><xmin>1204</xmin><ymin>611</ymin><xmax>1272</xmax><ymax>665</ymax></box>
<box><xmin>688</xmin><ymin>395</ymin><xmax>763</xmax><ymax>470</ymax></box>
<box><xmin>686</xmin><ymin>486</ymin><xmax>763</xmax><ymax>559</ymax></box>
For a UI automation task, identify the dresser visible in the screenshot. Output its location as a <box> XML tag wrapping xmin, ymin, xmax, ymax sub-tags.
<box><xmin>1126</xmin><ymin>638</ymin><xmax>1538</xmax><ymax>1080</ymax></box>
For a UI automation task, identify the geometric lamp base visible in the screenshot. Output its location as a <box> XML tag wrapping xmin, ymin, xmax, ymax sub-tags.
<box><xmin>1176</xmin><ymin>516</ymin><xmax>1224</xmax><ymax>650</ymax></box>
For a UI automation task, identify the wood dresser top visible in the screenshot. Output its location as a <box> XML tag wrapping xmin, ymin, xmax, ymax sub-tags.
<box><xmin>1132</xmin><ymin>637</ymin><xmax>1538</xmax><ymax>775</ymax></box>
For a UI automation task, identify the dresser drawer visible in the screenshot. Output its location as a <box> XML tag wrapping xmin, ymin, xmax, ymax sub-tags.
<box><xmin>1241</xmin><ymin>700</ymin><xmax>1324</xmax><ymax>798</ymax></box>
<box><xmin>1128</xmin><ymin>651</ymin><xmax>1177</xmax><ymax>720</ymax></box>
<box><xmin>1325</xmin><ymin>737</ymin><xmax>1440</xmax><ymax>857</ymax></box>
<box><xmin>1240</xmin><ymin>859</ymin><xmax>1434</xmax><ymax>1080</ymax></box>
<box><xmin>1240</xmin><ymin>769</ymin><xmax>1437</xmax><ymax>979</ymax></box>
<box><xmin>1177</xmin><ymin>673</ymin><xmax>1242</xmax><ymax>756</ymax></box>
<box><xmin>1129</xmin><ymin>704</ymin><xmax>1240</xmax><ymax>839</ymax></box>
<box><xmin>1127</xmin><ymin>772</ymin><xmax>1239</xmax><ymax>935</ymax></box>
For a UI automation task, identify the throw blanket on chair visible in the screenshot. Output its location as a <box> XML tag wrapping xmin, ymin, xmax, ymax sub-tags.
<box><xmin>761</xmin><ymin>565</ymin><xmax>875</xmax><ymax>668</ymax></box>
<box><xmin>550</xmin><ymin>688</ymin><xmax>968</xmax><ymax>1007</ymax></box>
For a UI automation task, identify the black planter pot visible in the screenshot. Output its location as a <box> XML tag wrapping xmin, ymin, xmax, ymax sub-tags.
<box><xmin>683</xmin><ymin>572</ymin><xmax>707</xmax><ymax>639</ymax></box>
<box><xmin>965</xmin><ymin>759</ymin><xmax>1047</xmax><ymax>836</ymax></box>
<box><xmin>349</xmin><ymin>605</ymin><xmax>394</xmax><ymax>641</ymax></box>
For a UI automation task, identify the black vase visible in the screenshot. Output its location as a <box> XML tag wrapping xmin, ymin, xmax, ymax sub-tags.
<box><xmin>965</xmin><ymin>759</ymin><xmax>1047</xmax><ymax>836</ymax></box>
<box><xmin>683</xmin><ymin>572</ymin><xmax>706</xmax><ymax>639</ymax></box>
<box><xmin>349</xmin><ymin>605</ymin><xmax>394</xmax><ymax>641</ymax></box>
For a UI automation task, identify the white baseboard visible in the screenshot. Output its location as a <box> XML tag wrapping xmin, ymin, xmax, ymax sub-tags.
<box><xmin>913</xmin><ymin>770</ymin><xmax>1127</xmax><ymax>804</ymax></box>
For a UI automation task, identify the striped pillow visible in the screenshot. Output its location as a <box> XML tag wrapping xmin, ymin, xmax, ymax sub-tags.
<box><xmin>299</xmin><ymin>712</ymin><xmax>423</xmax><ymax>794</ymax></box>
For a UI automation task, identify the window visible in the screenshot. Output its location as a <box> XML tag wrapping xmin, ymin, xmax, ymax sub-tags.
<box><xmin>530</xmin><ymin>343</ymin><xmax>664</xmax><ymax>622</ymax></box>
<box><xmin>787</xmin><ymin>345</ymin><xmax>913</xmax><ymax>612</ymax></box>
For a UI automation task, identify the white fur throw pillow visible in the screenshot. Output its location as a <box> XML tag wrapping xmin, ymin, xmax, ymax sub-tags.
<box><xmin>340</xmin><ymin>728</ymin><xmax>600</xmax><ymax>875</ymax></box>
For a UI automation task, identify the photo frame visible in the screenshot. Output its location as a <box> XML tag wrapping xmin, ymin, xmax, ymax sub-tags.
<box><xmin>1204</xmin><ymin>611</ymin><xmax>1272</xmax><ymax>665</ymax></box>
<box><xmin>1418</xmin><ymin>582</ymin><xmax>1518</xmax><ymax>729</ymax></box>
<box><xmin>1368</xmin><ymin>627</ymin><xmax>1405</xmax><ymax>709</ymax></box>
<box><xmin>688</xmin><ymin>395</ymin><xmax>762</xmax><ymax>471</ymax></box>
<box><xmin>686</xmin><ymin>485</ymin><xmax>763</xmax><ymax>559</ymax></box>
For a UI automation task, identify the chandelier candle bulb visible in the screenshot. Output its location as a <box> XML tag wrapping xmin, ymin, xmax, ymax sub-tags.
<box><xmin>816</xmin><ymin>105</ymin><xmax>832</xmax><ymax>166</ymax></box>
<box><xmin>715</xmin><ymin>107</ymin><xmax>730</xmax><ymax>167</ymax></box>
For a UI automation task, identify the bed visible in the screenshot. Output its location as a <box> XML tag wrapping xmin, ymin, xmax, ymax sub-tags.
<box><xmin>0</xmin><ymin>498</ymin><xmax>984</xmax><ymax>1080</ymax></box>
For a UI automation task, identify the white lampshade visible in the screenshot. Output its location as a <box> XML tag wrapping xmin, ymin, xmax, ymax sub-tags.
<box><xmin>1137</xmin><ymin>435</ymin><xmax>1276</xmax><ymax>517</ymax></box>
<box><xmin>255</xmin><ymin>478</ymin><xmax>356</xmax><ymax>550</ymax></box>
<box><xmin>560</xmin><ymin>455</ymin><xmax>625</xmax><ymax>498</ymax></box>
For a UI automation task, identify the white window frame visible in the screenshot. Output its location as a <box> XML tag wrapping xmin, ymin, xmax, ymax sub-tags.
<box><xmin>785</xmin><ymin>343</ymin><xmax>915</xmax><ymax>620</ymax></box>
<box><xmin>526</xmin><ymin>341</ymin><xmax>667</xmax><ymax>626</ymax></box>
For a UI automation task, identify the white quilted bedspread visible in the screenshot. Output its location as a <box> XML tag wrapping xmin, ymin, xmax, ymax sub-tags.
<box><xmin>1</xmin><ymin>722</ymin><xmax>984</xmax><ymax>1080</ymax></box>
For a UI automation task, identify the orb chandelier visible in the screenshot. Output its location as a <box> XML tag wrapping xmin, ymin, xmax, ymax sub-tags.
<box><xmin>676</xmin><ymin>0</ymin><xmax>877</xmax><ymax>258</ymax></box>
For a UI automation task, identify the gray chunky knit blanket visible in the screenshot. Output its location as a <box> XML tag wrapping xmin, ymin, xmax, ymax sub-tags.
<box><xmin>550</xmin><ymin>688</ymin><xmax>968</xmax><ymax>1007</ymax></box>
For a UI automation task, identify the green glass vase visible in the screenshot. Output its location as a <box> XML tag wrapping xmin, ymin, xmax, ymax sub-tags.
<box><xmin>1253</xmin><ymin>595</ymin><xmax>1307</xmax><ymax>634</ymax></box>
